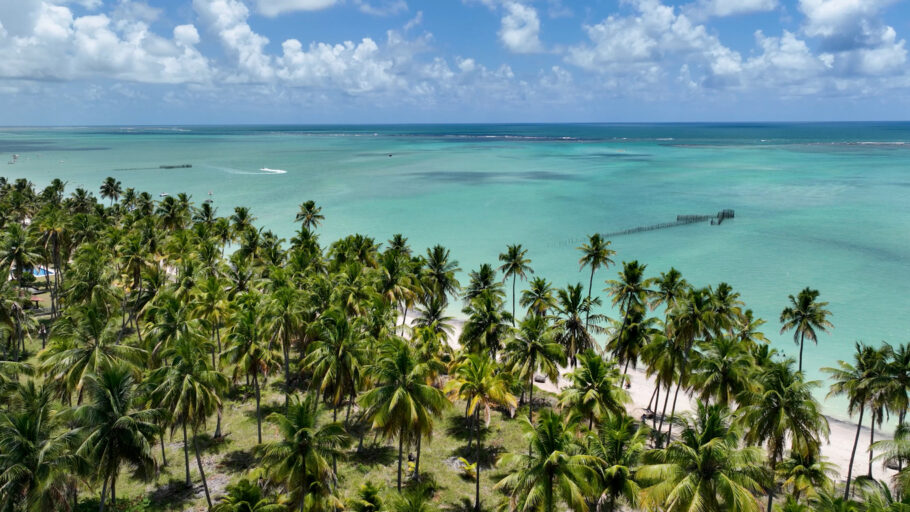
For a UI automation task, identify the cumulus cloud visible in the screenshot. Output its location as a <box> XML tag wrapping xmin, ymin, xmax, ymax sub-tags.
<box><xmin>256</xmin><ymin>0</ymin><xmax>339</xmax><ymax>17</ymax></box>
<box><xmin>354</xmin><ymin>0</ymin><xmax>408</xmax><ymax>16</ymax></box>
<box><xmin>277</xmin><ymin>37</ymin><xmax>405</xmax><ymax>93</ymax></box>
<box><xmin>0</xmin><ymin>0</ymin><xmax>211</xmax><ymax>83</ymax></box>
<box><xmin>566</xmin><ymin>0</ymin><xmax>742</xmax><ymax>87</ymax></box>
<box><xmin>499</xmin><ymin>1</ymin><xmax>543</xmax><ymax>53</ymax></box>
<box><xmin>194</xmin><ymin>0</ymin><xmax>273</xmax><ymax>81</ymax></box>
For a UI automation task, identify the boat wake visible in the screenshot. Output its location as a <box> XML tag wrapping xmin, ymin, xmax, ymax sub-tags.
<box><xmin>259</xmin><ymin>167</ymin><xmax>287</xmax><ymax>174</ymax></box>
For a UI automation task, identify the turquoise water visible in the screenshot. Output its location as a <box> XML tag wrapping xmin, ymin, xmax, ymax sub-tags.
<box><xmin>3</xmin><ymin>123</ymin><xmax>910</xmax><ymax>418</ymax></box>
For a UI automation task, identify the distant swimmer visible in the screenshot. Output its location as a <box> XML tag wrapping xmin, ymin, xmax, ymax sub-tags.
<box><xmin>388</xmin><ymin>154</ymin><xmax>393</xmax><ymax>157</ymax></box>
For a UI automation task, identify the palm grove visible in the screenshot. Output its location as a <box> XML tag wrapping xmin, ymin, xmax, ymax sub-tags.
<box><xmin>1</xmin><ymin>175</ymin><xmax>909</xmax><ymax>512</ymax></box>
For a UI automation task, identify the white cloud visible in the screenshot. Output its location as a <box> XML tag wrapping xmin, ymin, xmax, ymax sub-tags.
<box><xmin>0</xmin><ymin>0</ymin><xmax>211</xmax><ymax>83</ymax></box>
<box><xmin>194</xmin><ymin>0</ymin><xmax>273</xmax><ymax>81</ymax></box>
<box><xmin>256</xmin><ymin>0</ymin><xmax>339</xmax><ymax>17</ymax></box>
<box><xmin>499</xmin><ymin>1</ymin><xmax>543</xmax><ymax>53</ymax></box>
<box><xmin>685</xmin><ymin>0</ymin><xmax>777</xmax><ymax>20</ymax></box>
<box><xmin>404</xmin><ymin>10</ymin><xmax>422</xmax><ymax>31</ymax></box>
<box><xmin>277</xmin><ymin>36</ymin><xmax>405</xmax><ymax>93</ymax></box>
<box><xmin>566</xmin><ymin>0</ymin><xmax>742</xmax><ymax>87</ymax></box>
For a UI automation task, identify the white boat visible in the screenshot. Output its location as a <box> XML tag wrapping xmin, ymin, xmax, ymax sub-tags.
<box><xmin>159</xmin><ymin>193</ymin><xmax>169</xmax><ymax>197</ymax></box>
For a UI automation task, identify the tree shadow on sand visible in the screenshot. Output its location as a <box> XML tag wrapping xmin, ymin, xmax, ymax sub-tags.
<box><xmin>445</xmin><ymin>415</ymin><xmax>491</xmax><ymax>442</ymax></box>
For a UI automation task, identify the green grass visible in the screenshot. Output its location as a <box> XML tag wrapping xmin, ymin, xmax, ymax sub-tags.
<box><xmin>21</xmin><ymin>336</ymin><xmax>548</xmax><ymax>511</ymax></box>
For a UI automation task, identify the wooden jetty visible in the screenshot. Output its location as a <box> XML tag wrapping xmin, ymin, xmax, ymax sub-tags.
<box><xmin>601</xmin><ymin>209</ymin><xmax>734</xmax><ymax>238</ymax></box>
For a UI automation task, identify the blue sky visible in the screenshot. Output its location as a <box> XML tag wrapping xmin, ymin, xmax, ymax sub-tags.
<box><xmin>1</xmin><ymin>0</ymin><xmax>909</xmax><ymax>124</ymax></box>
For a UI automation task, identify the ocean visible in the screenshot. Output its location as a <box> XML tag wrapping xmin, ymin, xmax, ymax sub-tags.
<box><xmin>3</xmin><ymin>123</ymin><xmax>910</xmax><ymax>419</ymax></box>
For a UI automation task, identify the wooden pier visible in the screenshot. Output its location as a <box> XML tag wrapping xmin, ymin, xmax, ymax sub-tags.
<box><xmin>601</xmin><ymin>210</ymin><xmax>734</xmax><ymax>238</ymax></box>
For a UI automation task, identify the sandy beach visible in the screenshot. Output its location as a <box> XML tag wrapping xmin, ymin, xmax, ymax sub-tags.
<box><xmin>433</xmin><ymin>316</ymin><xmax>894</xmax><ymax>483</ymax></box>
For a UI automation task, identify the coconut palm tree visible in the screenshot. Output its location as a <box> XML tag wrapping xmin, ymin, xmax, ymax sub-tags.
<box><xmin>606</xmin><ymin>305</ymin><xmax>660</xmax><ymax>378</ymax></box>
<box><xmin>606</xmin><ymin>260</ymin><xmax>653</xmax><ymax>344</ymax></box>
<box><xmin>780</xmin><ymin>287</ymin><xmax>833</xmax><ymax>374</ymax></box>
<box><xmin>460</xmin><ymin>289</ymin><xmax>513</xmax><ymax>359</ymax></box>
<box><xmin>554</xmin><ymin>283</ymin><xmax>606</xmax><ymax>366</ymax></box>
<box><xmin>258</xmin><ymin>393</ymin><xmax>351</xmax><ymax>512</ymax></box>
<box><xmin>1</xmin><ymin>222</ymin><xmax>41</xmax><ymax>286</ymax></box>
<box><xmin>587</xmin><ymin>414</ymin><xmax>649</xmax><ymax>512</ymax></box>
<box><xmin>295</xmin><ymin>200</ymin><xmax>324</xmax><ymax>231</ymax></box>
<box><xmin>212</xmin><ymin>479</ymin><xmax>284</xmax><ymax>512</ymax></box>
<box><xmin>557</xmin><ymin>350</ymin><xmax>629</xmax><ymax>430</ymax></box>
<box><xmin>823</xmin><ymin>342</ymin><xmax>888</xmax><ymax>498</ymax></box>
<box><xmin>690</xmin><ymin>335</ymin><xmax>756</xmax><ymax>408</ymax></box>
<box><xmin>359</xmin><ymin>338</ymin><xmax>449</xmax><ymax>490</ymax></box>
<box><xmin>578</xmin><ymin>233</ymin><xmax>615</xmax><ymax>330</ymax></box>
<box><xmin>495</xmin><ymin>409</ymin><xmax>596</xmax><ymax>512</ymax></box>
<box><xmin>423</xmin><ymin>245</ymin><xmax>460</xmax><ymax>305</ymax></box>
<box><xmin>223</xmin><ymin>293</ymin><xmax>281</xmax><ymax>444</ymax></box>
<box><xmin>504</xmin><ymin>314</ymin><xmax>565</xmax><ymax>425</ymax></box>
<box><xmin>74</xmin><ymin>364</ymin><xmax>158</xmax><ymax>512</ymax></box>
<box><xmin>445</xmin><ymin>354</ymin><xmax>517</xmax><ymax>511</ymax></box>
<box><xmin>99</xmin><ymin>177</ymin><xmax>122</xmax><ymax>207</ymax></box>
<box><xmin>740</xmin><ymin>358</ymin><xmax>830</xmax><ymax>512</ymax></box>
<box><xmin>776</xmin><ymin>451</ymin><xmax>837</xmax><ymax>504</ymax></box>
<box><xmin>638</xmin><ymin>402</ymin><xmax>770</xmax><ymax>512</ymax></box>
<box><xmin>520</xmin><ymin>277</ymin><xmax>556</xmax><ymax>316</ymax></box>
<box><xmin>39</xmin><ymin>304</ymin><xmax>146</xmax><ymax>401</ymax></box>
<box><xmin>463</xmin><ymin>263</ymin><xmax>502</xmax><ymax>304</ymax></box>
<box><xmin>498</xmin><ymin>244</ymin><xmax>534</xmax><ymax>324</ymax></box>
<box><xmin>0</xmin><ymin>381</ymin><xmax>82</xmax><ymax>512</ymax></box>
<box><xmin>150</xmin><ymin>335</ymin><xmax>228</xmax><ymax>507</ymax></box>
<box><xmin>305</xmin><ymin>309</ymin><xmax>367</xmax><ymax>424</ymax></box>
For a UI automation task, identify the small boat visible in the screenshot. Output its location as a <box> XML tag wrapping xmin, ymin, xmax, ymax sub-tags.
<box><xmin>159</xmin><ymin>193</ymin><xmax>169</xmax><ymax>197</ymax></box>
<box><xmin>203</xmin><ymin>199</ymin><xmax>213</xmax><ymax>204</ymax></box>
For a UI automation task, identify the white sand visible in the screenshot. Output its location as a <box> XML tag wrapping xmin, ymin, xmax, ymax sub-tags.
<box><xmin>425</xmin><ymin>315</ymin><xmax>893</xmax><ymax>483</ymax></box>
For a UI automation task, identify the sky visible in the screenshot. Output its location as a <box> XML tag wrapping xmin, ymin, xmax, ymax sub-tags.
<box><xmin>1</xmin><ymin>0</ymin><xmax>909</xmax><ymax>124</ymax></box>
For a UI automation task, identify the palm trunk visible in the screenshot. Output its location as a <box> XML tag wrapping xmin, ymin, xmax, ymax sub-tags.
<box><xmin>254</xmin><ymin>369</ymin><xmax>262</xmax><ymax>444</ymax></box>
<box><xmin>397</xmin><ymin>425</ymin><xmax>405</xmax><ymax>492</ymax></box>
<box><xmin>299</xmin><ymin>458</ymin><xmax>307</xmax><ymax>512</ymax></box>
<box><xmin>110</xmin><ymin>474</ymin><xmax>116</xmax><ymax>508</ymax></box>
<box><xmin>869</xmin><ymin>414</ymin><xmax>875</xmax><ymax>478</ymax></box>
<box><xmin>511</xmin><ymin>275</ymin><xmax>517</xmax><ymax>325</ymax></box>
<box><xmin>475</xmin><ymin>407</ymin><xmax>482</xmax><ymax>512</ymax></box>
<box><xmin>844</xmin><ymin>406</ymin><xmax>865</xmax><ymax>499</ymax></box>
<box><xmin>529</xmin><ymin>378</ymin><xmax>534</xmax><ymax>458</ymax></box>
<box><xmin>160</xmin><ymin>428</ymin><xmax>168</xmax><ymax>467</ymax></box>
<box><xmin>666</xmin><ymin>382</ymin><xmax>682</xmax><ymax>440</ymax></box>
<box><xmin>284</xmin><ymin>329</ymin><xmax>291</xmax><ymax>410</ymax></box>
<box><xmin>648</xmin><ymin>385</ymin><xmax>658</xmax><ymax>413</ymax></box>
<box><xmin>585</xmin><ymin>267</ymin><xmax>594</xmax><ymax>330</ymax></box>
<box><xmin>415</xmin><ymin>434</ymin><xmax>422</xmax><ymax>479</ymax></box>
<box><xmin>193</xmin><ymin>426</ymin><xmax>213</xmax><ymax>509</ymax></box>
<box><xmin>798</xmin><ymin>333</ymin><xmax>805</xmax><ymax>373</ymax></box>
<box><xmin>182</xmin><ymin>422</ymin><xmax>191</xmax><ymax>486</ymax></box>
<box><xmin>656</xmin><ymin>382</ymin><xmax>671</xmax><ymax>437</ymax></box>
<box><xmin>98</xmin><ymin>476</ymin><xmax>108</xmax><ymax>512</ymax></box>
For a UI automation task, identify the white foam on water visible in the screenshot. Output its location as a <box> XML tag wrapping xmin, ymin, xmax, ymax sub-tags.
<box><xmin>259</xmin><ymin>167</ymin><xmax>287</xmax><ymax>174</ymax></box>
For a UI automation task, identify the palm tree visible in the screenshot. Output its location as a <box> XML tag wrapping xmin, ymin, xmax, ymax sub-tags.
<box><xmin>75</xmin><ymin>364</ymin><xmax>158</xmax><ymax>512</ymax></box>
<box><xmin>266</xmin><ymin>276</ymin><xmax>306</xmax><ymax>409</ymax></box>
<box><xmin>39</xmin><ymin>304</ymin><xmax>146</xmax><ymax>401</ymax></box>
<box><xmin>638</xmin><ymin>402</ymin><xmax>770</xmax><ymax>512</ymax></box>
<box><xmin>690</xmin><ymin>336</ymin><xmax>755</xmax><ymax>407</ymax></box>
<box><xmin>495</xmin><ymin>409</ymin><xmax>596</xmax><ymax>512</ymax></box>
<box><xmin>605</xmin><ymin>260</ymin><xmax>653</xmax><ymax>344</ymax></box>
<box><xmin>0</xmin><ymin>381</ymin><xmax>81</xmax><ymax>512</ymax></box>
<box><xmin>554</xmin><ymin>283</ymin><xmax>606</xmax><ymax>366</ymax></box>
<box><xmin>823</xmin><ymin>342</ymin><xmax>887</xmax><ymax>498</ymax></box>
<box><xmin>578</xmin><ymin>233</ymin><xmax>615</xmax><ymax>329</ymax></box>
<box><xmin>776</xmin><ymin>451</ymin><xmax>837</xmax><ymax>504</ymax></box>
<box><xmin>305</xmin><ymin>309</ymin><xmax>366</xmax><ymax>425</ymax></box>
<box><xmin>445</xmin><ymin>354</ymin><xmax>517</xmax><ymax>511</ymax></box>
<box><xmin>651</xmin><ymin>268</ymin><xmax>689</xmax><ymax>312</ymax></box>
<box><xmin>151</xmin><ymin>336</ymin><xmax>228</xmax><ymax>507</ymax></box>
<box><xmin>740</xmin><ymin>358</ymin><xmax>830</xmax><ymax>512</ymax></box>
<box><xmin>359</xmin><ymin>339</ymin><xmax>449</xmax><ymax>490</ymax></box>
<box><xmin>463</xmin><ymin>263</ymin><xmax>502</xmax><ymax>303</ymax></box>
<box><xmin>224</xmin><ymin>293</ymin><xmax>281</xmax><ymax>444</ymax></box>
<box><xmin>504</xmin><ymin>314</ymin><xmax>565</xmax><ymax>421</ymax></box>
<box><xmin>460</xmin><ymin>289</ymin><xmax>513</xmax><ymax>358</ymax></box>
<box><xmin>520</xmin><ymin>277</ymin><xmax>556</xmax><ymax>316</ymax></box>
<box><xmin>780</xmin><ymin>287</ymin><xmax>833</xmax><ymax>373</ymax></box>
<box><xmin>606</xmin><ymin>305</ymin><xmax>660</xmax><ymax>378</ymax></box>
<box><xmin>587</xmin><ymin>414</ymin><xmax>649</xmax><ymax>512</ymax></box>
<box><xmin>212</xmin><ymin>479</ymin><xmax>284</xmax><ymax>512</ymax></box>
<box><xmin>99</xmin><ymin>177</ymin><xmax>122</xmax><ymax>207</ymax></box>
<box><xmin>498</xmin><ymin>244</ymin><xmax>534</xmax><ymax>324</ymax></box>
<box><xmin>557</xmin><ymin>350</ymin><xmax>629</xmax><ymax>430</ymax></box>
<box><xmin>295</xmin><ymin>200</ymin><xmax>324</xmax><ymax>231</ymax></box>
<box><xmin>1</xmin><ymin>222</ymin><xmax>41</xmax><ymax>286</ymax></box>
<box><xmin>259</xmin><ymin>393</ymin><xmax>351</xmax><ymax>512</ymax></box>
<box><xmin>423</xmin><ymin>245</ymin><xmax>461</xmax><ymax>304</ymax></box>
